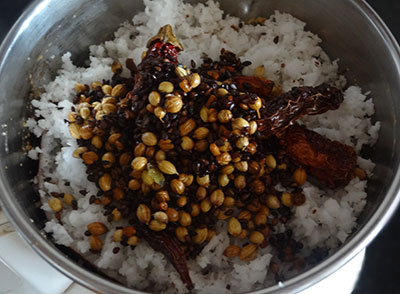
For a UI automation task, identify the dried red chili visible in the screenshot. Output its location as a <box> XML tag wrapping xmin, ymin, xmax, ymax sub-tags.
<box><xmin>280</xmin><ymin>123</ymin><xmax>357</xmax><ymax>188</ymax></box>
<box><xmin>234</xmin><ymin>75</ymin><xmax>275</xmax><ymax>98</ymax></box>
<box><xmin>257</xmin><ymin>83</ymin><xmax>343</xmax><ymax>137</ymax></box>
<box><xmin>136</xmin><ymin>225</ymin><xmax>194</xmax><ymax>290</ymax></box>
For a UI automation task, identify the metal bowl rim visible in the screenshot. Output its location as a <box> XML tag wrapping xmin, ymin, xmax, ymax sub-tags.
<box><xmin>0</xmin><ymin>0</ymin><xmax>399</xmax><ymax>293</ymax></box>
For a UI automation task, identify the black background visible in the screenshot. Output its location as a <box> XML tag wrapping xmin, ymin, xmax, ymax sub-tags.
<box><xmin>1</xmin><ymin>1</ymin><xmax>399</xmax><ymax>293</ymax></box>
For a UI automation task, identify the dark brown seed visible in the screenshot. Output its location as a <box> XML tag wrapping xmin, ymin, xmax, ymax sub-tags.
<box><xmin>224</xmin><ymin>209</ymin><xmax>234</xmax><ymax>216</ymax></box>
<box><xmin>249</xmin><ymin>180</ymin><xmax>265</xmax><ymax>195</ymax></box>
<box><xmin>50</xmin><ymin>192</ymin><xmax>60</xmax><ymax>198</ymax></box>
<box><xmin>240</xmin><ymin>192</ymin><xmax>251</xmax><ymax>202</ymax></box>
<box><xmin>71</xmin><ymin>200</ymin><xmax>78</xmax><ymax>210</ymax></box>
<box><xmin>293</xmin><ymin>192</ymin><xmax>306</xmax><ymax>206</ymax></box>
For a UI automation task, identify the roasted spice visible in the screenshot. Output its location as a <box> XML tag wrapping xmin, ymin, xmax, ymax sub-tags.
<box><xmin>89</xmin><ymin>235</ymin><xmax>102</xmax><ymax>251</ymax></box>
<box><xmin>48</xmin><ymin>198</ymin><xmax>62</xmax><ymax>212</ymax></box>
<box><xmin>87</xmin><ymin>222</ymin><xmax>108</xmax><ymax>236</ymax></box>
<box><xmin>224</xmin><ymin>245</ymin><xmax>241</xmax><ymax>258</ymax></box>
<box><xmin>228</xmin><ymin>217</ymin><xmax>242</xmax><ymax>236</ymax></box>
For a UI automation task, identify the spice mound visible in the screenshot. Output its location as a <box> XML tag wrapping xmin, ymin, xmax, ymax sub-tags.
<box><xmin>51</xmin><ymin>24</ymin><xmax>364</xmax><ymax>290</ymax></box>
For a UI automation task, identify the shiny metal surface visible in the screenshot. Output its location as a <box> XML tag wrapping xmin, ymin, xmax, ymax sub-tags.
<box><xmin>0</xmin><ymin>0</ymin><xmax>399</xmax><ymax>293</ymax></box>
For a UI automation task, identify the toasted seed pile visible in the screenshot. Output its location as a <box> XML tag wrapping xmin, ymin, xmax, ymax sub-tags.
<box><xmin>63</xmin><ymin>48</ymin><xmax>316</xmax><ymax>270</ymax></box>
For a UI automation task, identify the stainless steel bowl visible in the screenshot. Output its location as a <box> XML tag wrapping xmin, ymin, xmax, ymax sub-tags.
<box><xmin>0</xmin><ymin>0</ymin><xmax>399</xmax><ymax>293</ymax></box>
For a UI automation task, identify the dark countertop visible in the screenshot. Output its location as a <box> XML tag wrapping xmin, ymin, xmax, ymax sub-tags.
<box><xmin>0</xmin><ymin>1</ymin><xmax>399</xmax><ymax>293</ymax></box>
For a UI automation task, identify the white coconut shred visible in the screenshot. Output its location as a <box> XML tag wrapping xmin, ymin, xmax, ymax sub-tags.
<box><xmin>27</xmin><ymin>0</ymin><xmax>380</xmax><ymax>293</ymax></box>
